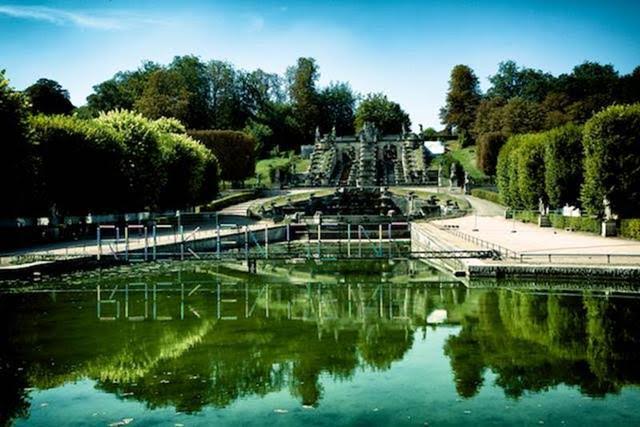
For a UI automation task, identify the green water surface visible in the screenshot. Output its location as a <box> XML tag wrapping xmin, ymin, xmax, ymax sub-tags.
<box><xmin>1</xmin><ymin>261</ymin><xmax>639</xmax><ymax>426</ymax></box>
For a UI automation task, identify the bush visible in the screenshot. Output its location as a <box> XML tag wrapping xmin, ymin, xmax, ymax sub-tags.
<box><xmin>159</xmin><ymin>132</ymin><xmax>218</xmax><ymax>208</ymax></box>
<box><xmin>477</xmin><ymin>131</ymin><xmax>507</xmax><ymax>175</ymax></box>
<box><xmin>470</xmin><ymin>189</ymin><xmax>503</xmax><ymax>205</ymax></box>
<box><xmin>496</xmin><ymin>133</ymin><xmax>546</xmax><ymax>209</ymax></box>
<box><xmin>543</xmin><ymin>124</ymin><xmax>583</xmax><ymax>208</ymax></box>
<box><xmin>29</xmin><ymin>111</ymin><xmax>218</xmax><ymax>215</ymax></box>
<box><xmin>581</xmin><ymin>103</ymin><xmax>640</xmax><ymax>217</ymax></box>
<box><xmin>188</xmin><ymin>130</ymin><xmax>256</xmax><ymax>183</ymax></box>
<box><xmin>0</xmin><ymin>71</ymin><xmax>38</xmax><ymax>217</ymax></box>
<box><xmin>549</xmin><ymin>214</ymin><xmax>600</xmax><ymax>234</ymax></box>
<box><xmin>620</xmin><ymin>219</ymin><xmax>640</xmax><ymax>240</ymax></box>
<box><xmin>96</xmin><ymin>110</ymin><xmax>167</xmax><ymax>210</ymax></box>
<box><xmin>30</xmin><ymin>115</ymin><xmax>127</xmax><ymax>214</ymax></box>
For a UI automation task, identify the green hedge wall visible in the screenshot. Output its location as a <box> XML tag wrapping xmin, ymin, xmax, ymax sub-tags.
<box><xmin>470</xmin><ymin>189</ymin><xmax>503</xmax><ymax>205</ymax></box>
<box><xmin>548</xmin><ymin>214</ymin><xmax>600</xmax><ymax>234</ymax></box>
<box><xmin>620</xmin><ymin>219</ymin><xmax>640</xmax><ymax>240</ymax></box>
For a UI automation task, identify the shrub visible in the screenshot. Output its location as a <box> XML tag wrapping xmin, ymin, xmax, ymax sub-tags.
<box><xmin>496</xmin><ymin>133</ymin><xmax>547</xmax><ymax>209</ymax></box>
<box><xmin>620</xmin><ymin>219</ymin><xmax>640</xmax><ymax>240</ymax></box>
<box><xmin>188</xmin><ymin>130</ymin><xmax>256</xmax><ymax>183</ymax></box>
<box><xmin>581</xmin><ymin>103</ymin><xmax>640</xmax><ymax>217</ymax></box>
<box><xmin>96</xmin><ymin>110</ymin><xmax>167</xmax><ymax>210</ymax></box>
<box><xmin>477</xmin><ymin>131</ymin><xmax>507</xmax><ymax>176</ymax></box>
<box><xmin>470</xmin><ymin>189</ymin><xmax>503</xmax><ymax>205</ymax></box>
<box><xmin>29</xmin><ymin>115</ymin><xmax>127</xmax><ymax>214</ymax></box>
<box><xmin>543</xmin><ymin>123</ymin><xmax>583</xmax><ymax>208</ymax></box>
<box><xmin>549</xmin><ymin>214</ymin><xmax>600</xmax><ymax>234</ymax></box>
<box><xmin>0</xmin><ymin>71</ymin><xmax>38</xmax><ymax>217</ymax></box>
<box><xmin>515</xmin><ymin>133</ymin><xmax>546</xmax><ymax>210</ymax></box>
<box><xmin>159</xmin><ymin>132</ymin><xmax>218</xmax><ymax>208</ymax></box>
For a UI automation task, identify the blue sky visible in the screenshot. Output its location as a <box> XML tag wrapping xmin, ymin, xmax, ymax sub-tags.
<box><xmin>1</xmin><ymin>0</ymin><xmax>639</xmax><ymax>129</ymax></box>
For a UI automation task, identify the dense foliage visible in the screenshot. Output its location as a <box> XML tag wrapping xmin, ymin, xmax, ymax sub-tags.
<box><xmin>543</xmin><ymin>124</ymin><xmax>583</xmax><ymax>208</ymax></box>
<box><xmin>440</xmin><ymin>65</ymin><xmax>481</xmax><ymax>146</ymax></box>
<box><xmin>84</xmin><ymin>55</ymin><xmax>371</xmax><ymax>153</ymax></box>
<box><xmin>443</xmin><ymin>60</ymin><xmax>640</xmax><ymax>178</ymax></box>
<box><xmin>354</xmin><ymin>93</ymin><xmax>411</xmax><ymax>134</ymax></box>
<box><xmin>0</xmin><ymin>71</ymin><xmax>36</xmax><ymax>217</ymax></box>
<box><xmin>24</xmin><ymin>78</ymin><xmax>75</xmax><ymax>115</ymax></box>
<box><xmin>581</xmin><ymin>104</ymin><xmax>640</xmax><ymax>217</ymax></box>
<box><xmin>2</xmin><ymin>95</ymin><xmax>218</xmax><ymax>217</ymax></box>
<box><xmin>188</xmin><ymin>130</ymin><xmax>256</xmax><ymax>184</ymax></box>
<box><xmin>477</xmin><ymin>131</ymin><xmax>507</xmax><ymax>176</ymax></box>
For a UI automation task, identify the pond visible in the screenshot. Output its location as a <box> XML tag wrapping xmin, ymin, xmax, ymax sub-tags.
<box><xmin>1</xmin><ymin>261</ymin><xmax>639</xmax><ymax>426</ymax></box>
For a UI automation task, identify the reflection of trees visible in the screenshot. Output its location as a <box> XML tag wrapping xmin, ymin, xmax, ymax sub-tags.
<box><xmin>445</xmin><ymin>290</ymin><xmax>640</xmax><ymax>399</ymax></box>
<box><xmin>2</xmin><ymin>282</ymin><xmax>467</xmax><ymax>420</ymax></box>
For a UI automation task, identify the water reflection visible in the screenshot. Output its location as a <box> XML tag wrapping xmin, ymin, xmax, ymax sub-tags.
<box><xmin>1</xmin><ymin>272</ymin><xmax>639</xmax><ymax>425</ymax></box>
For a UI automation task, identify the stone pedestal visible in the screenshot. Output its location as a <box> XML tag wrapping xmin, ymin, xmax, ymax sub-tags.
<box><xmin>601</xmin><ymin>220</ymin><xmax>617</xmax><ymax>237</ymax></box>
<box><xmin>538</xmin><ymin>215</ymin><xmax>551</xmax><ymax>227</ymax></box>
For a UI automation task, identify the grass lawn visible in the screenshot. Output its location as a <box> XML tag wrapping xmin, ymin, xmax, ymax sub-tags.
<box><xmin>445</xmin><ymin>141</ymin><xmax>487</xmax><ymax>180</ymax></box>
<box><xmin>248</xmin><ymin>153</ymin><xmax>310</xmax><ymax>187</ymax></box>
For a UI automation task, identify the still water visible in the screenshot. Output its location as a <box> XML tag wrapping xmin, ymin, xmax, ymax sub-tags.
<box><xmin>1</xmin><ymin>261</ymin><xmax>639</xmax><ymax>426</ymax></box>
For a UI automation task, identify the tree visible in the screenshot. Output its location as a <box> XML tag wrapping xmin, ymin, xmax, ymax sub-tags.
<box><xmin>188</xmin><ymin>130</ymin><xmax>256</xmax><ymax>185</ymax></box>
<box><xmin>477</xmin><ymin>132</ymin><xmax>507</xmax><ymax>176</ymax></box>
<box><xmin>501</xmin><ymin>97</ymin><xmax>545</xmax><ymax>135</ymax></box>
<box><xmin>24</xmin><ymin>78</ymin><xmax>74</xmax><ymax>115</ymax></box>
<box><xmin>515</xmin><ymin>134</ymin><xmax>547</xmax><ymax>209</ymax></box>
<box><xmin>543</xmin><ymin>124</ymin><xmax>584</xmax><ymax>208</ymax></box>
<box><xmin>581</xmin><ymin>104</ymin><xmax>640</xmax><ymax>217</ymax></box>
<box><xmin>354</xmin><ymin>93</ymin><xmax>410</xmax><ymax>134</ymax></box>
<box><xmin>87</xmin><ymin>62</ymin><xmax>160</xmax><ymax>113</ymax></box>
<box><xmin>0</xmin><ymin>70</ymin><xmax>38</xmax><ymax>217</ymax></box>
<box><xmin>487</xmin><ymin>60</ymin><xmax>555</xmax><ymax>102</ymax></box>
<box><xmin>96</xmin><ymin>110</ymin><xmax>167</xmax><ymax>210</ymax></box>
<box><xmin>169</xmin><ymin>55</ymin><xmax>212</xmax><ymax>129</ymax></box>
<box><xmin>29</xmin><ymin>115</ymin><xmax>126</xmax><ymax>214</ymax></box>
<box><xmin>440</xmin><ymin>65</ymin><xmax>481</xmax><ymax>144</ymax></box>
<box><xmin>287</xmin><ymin>57</ymin><xmax>321</xmax><ymax>144</ymax></box>
<box><xmin>134</xmin><ymin>69</ymin><xmax>190</xmax><ymax>123</ymax></box>
<box><xmin>318</xmin><ymin>82</ymin><xmax>356</xmax><ymax>135</ymax></box>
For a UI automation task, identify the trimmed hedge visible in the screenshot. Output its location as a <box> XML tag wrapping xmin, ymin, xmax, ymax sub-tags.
<box><xmin>470</xmin><ymin>188</ymin><xmax>503</xmax><ymax>205</ymax></box>
<box><xmin>620</xmin><ymin>219</ymin><xmax>640</xmax><ymax>240</ymax></box>
<box><xmin>581</xmin><ymin>103</ymin><xmax>640</xmax><ymax>217</ymax></box>
<box><xmin>188</xmin><ymin>130</ymin><xmax>256</xmax><ymax>183</ymax></box>
<box><xmin>549</xmin><ymin>214</ymin><xmax>600</xmax><ymax>234</ymax></box>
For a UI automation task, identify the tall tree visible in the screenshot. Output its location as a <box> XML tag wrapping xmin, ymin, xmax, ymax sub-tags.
<box><xmin>169</xmin><ymin>55</ymin><xmax>212</xmax><ymax>129</ymax></box>
<box><xmin>319</xmin><ymin>82</ymin><xmax>356</xmax><ymax>135</ymax></box>
<box><xmin>487</xmin><ymin>60</ymin><xmax>555</xmax><ymax>102</ymax></box>
<box><xmin>287</xmin><ymin>57</ymin><xmax>320</xmax><ymax>143</ymax></box>
<box><xmin>440</xmin><ymin>65</ymin><xmax>481</xmax><ymax>143</ymax></box>
<box><xmin>134</xmin><ymin>69</ymin><xmax>190</xmax><ymax>122</ymax></box>
<box><xmin>24</xmin><ymin>78</ymin><xmax>74</xmax><ymax>115</ymax></box>
<box><xmin>87</xmin><ymin>61</ymin><xmax>160</xmax><ymax>113</ymax></box>
<box><xmin>0</xmin><ymin>70</ymin><xmax>37</xmax><ymax>216</ymax></box>
<box><xmin>354</xmin><ymin>93</ymin><xmax>410</xmax><ymax>134</ymax></box>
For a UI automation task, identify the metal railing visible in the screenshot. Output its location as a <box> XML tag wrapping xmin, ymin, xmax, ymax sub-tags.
<box><xmin>438</xmin><ymin>225</ymin><xmax>519</xmax><ymax>260</ymax></box>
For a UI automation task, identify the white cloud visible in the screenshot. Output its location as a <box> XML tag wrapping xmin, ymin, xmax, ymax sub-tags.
<box><xmin>0</xmin><ymin>5</ymin><xmax>164</xmax><ymax>30</ymax></box>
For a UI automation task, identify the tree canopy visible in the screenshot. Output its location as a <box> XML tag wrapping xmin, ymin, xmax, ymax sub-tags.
<box><xmin>354</xmin><ymin>93</ymin><xmax>410</xmax><ymax>134</ymax></box>
<box><xmin>24</xmin><ymin>78</ymin><xmax>75</xmax><ymax>115</ymax></box>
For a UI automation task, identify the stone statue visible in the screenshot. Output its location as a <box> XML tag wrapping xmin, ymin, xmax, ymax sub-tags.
<box><xmin>538</xmin><ymin>197</ymin><xmax>545</xmax><ymax>215</ymax></box>
<box><xmin>603</xmin><ymin>196</ymin><xmax>613</xmax><ymax>221</ymax></box>
<box><xmin>315</xmin><ymin>126</ymin><xmax>320</xmax><ymax>142</ymax></box>
<box><xmin>401</xmin><ymin>123</ymin><xmax>406</xmax><ymax>136</ymax></box>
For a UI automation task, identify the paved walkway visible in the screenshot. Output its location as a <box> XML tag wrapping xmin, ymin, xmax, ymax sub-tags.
<box><xmin>427</xmin><ymin>196</ymin><xmax>640</xmax><ymax>266</ymax></box>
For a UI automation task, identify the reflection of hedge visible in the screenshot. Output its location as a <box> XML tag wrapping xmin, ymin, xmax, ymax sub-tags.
<box><xmin>189</xmin><ymin>130</ymin><xmax>256</xmax><ymax>182</ymax></box>
<box><xmin>620</xmin><ymin>219</ymin><xmax>640</xmax><ymax>240</ymax></box>
<box><xmin>470</xmin><ymin>189</ymin><xmax>503</xmax><ymax>205</ymax></box>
